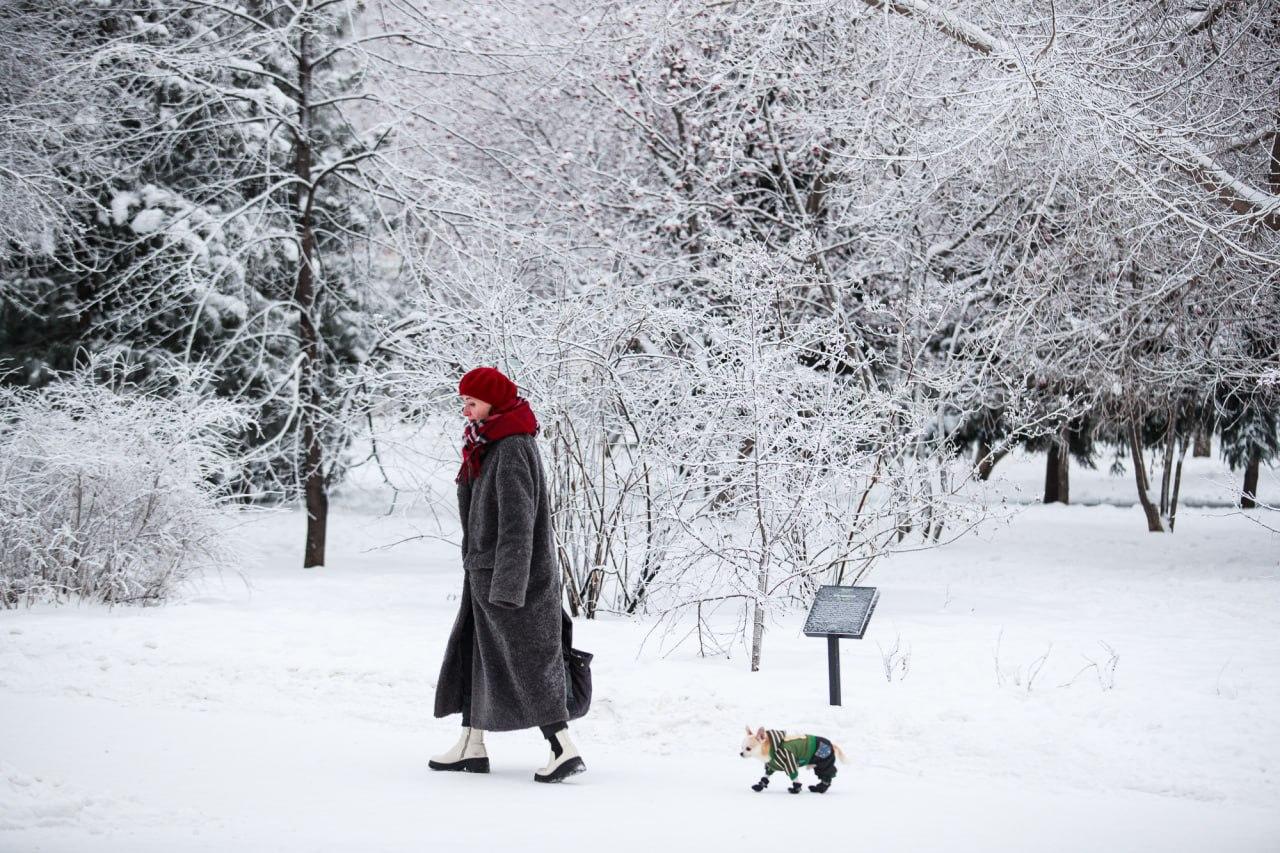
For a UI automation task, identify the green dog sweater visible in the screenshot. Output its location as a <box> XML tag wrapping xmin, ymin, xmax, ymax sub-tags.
<box><xmin>764</xmin><ymin>730</ymin><xmax>818</xmax><ymax>780</ymax></box>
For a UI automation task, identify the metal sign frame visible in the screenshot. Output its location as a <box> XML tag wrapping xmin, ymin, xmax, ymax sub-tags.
<box><xmin>803</xmin><ymin>585</ymin><xmax>879</xmax><ymax>640</ymax></box>
<box><xmin>802</xmin><ymin>585</ymin><xmax>879</xmax><ymax>706</ymax></box>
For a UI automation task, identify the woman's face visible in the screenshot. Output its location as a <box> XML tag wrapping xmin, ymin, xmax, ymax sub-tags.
<box><xmin>461</xmin><ymin>395</ymin><xmax>492</xmax><ymax>423</ymax></box>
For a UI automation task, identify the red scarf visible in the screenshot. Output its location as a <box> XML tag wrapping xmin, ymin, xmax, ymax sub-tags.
<box><xmin>457</xmin><ymin>397</ymin><xmax>540</xmax><ymax>483</ymax></box>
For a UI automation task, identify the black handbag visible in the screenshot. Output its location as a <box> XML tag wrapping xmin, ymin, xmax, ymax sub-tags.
<box><xmin>561</xmin><ymin>609</ymin><xmax>593</xmax><ymax>720</ymax></box>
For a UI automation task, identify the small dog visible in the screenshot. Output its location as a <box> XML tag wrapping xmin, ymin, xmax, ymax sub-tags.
<box><xmin>740</xmin><ymin>725</ymin><xmax>846</xmax><ymax>794</ymax></box>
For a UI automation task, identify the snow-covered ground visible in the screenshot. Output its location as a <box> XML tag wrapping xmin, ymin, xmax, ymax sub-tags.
<box><xmin>2</xmin><ymin>451</ymin><xmax>1278</xmax><ymax>852</ymax></box>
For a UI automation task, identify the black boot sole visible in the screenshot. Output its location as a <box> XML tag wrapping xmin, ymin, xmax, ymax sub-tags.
<box><xmin>428</xmin><ymin>757</ymin><xmax>490</xmax><ymax>773</ymax></box>
<box><xmin>533</xmin><ymin>756</ymin><xmax>586</xmax><ymax>783</ymax></box>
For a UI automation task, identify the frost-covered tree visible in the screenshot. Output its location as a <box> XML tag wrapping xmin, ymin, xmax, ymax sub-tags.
<box><xmin>371</xmin><ymin>0</ymin><xmax>1278</xmax><ymax>665</ymax></box>
<box><xmin>385</xmin><ymin>234</ymin><xmax>998</xmax><ymax>668</ymax></box>
<box><xmin>1</xmin><ymin>1</ymin><xmax>384</xmax><ymax>560</ymax></box>
<box><xmin>439</xmin><ymin>1</ymin><xmax>1278</xmax><ymax>511</ymax></box>
<box><xmin>0</xmin><ymin>0</ymin><xmax>503</xmax><ymax>567</ymax></box>
<box><xmin>8</xmin><ymin>0</ymin><xmax>1274</xmax><ymax>593</ymax></box>
<box><xmin>0</xmin><ymin>0</ymin><xmax>107</xmax><ymax>257</ymax></box>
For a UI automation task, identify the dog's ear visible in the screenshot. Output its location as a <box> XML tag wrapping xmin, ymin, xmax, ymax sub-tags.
<box><xmin>745</xmin><ymin>725</ymin><xmax>754</xmax><ymax>735</ymax></box>
<box><xmin>755</xmin><ymin>726</ymin><xmax>766</xmax><ymax>740</ymax></box>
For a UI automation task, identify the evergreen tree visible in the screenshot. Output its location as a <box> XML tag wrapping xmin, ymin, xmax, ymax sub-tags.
<box><xmin>1219</xmin><ymin>389</ymin><xmax>1279</xmax><ymax>510</ymax></box>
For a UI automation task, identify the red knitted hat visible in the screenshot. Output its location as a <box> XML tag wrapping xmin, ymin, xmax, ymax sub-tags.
<box><xmin>458</xmin><ymin>366</ymin><xmax>518</xmax><ymax>407</ymax></box>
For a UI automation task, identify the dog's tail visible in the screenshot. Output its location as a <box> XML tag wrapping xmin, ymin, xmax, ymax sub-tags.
<box><xmin>832</xmin><ymin>741</ymin><xmax>848</xmax><ymax>764</ymax></box>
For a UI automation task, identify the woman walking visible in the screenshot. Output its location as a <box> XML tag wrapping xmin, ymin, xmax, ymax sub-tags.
<box><xmin>430</xmin><ymin>366</ymin><xmax>586</xmax><ymax>783</ymax></box>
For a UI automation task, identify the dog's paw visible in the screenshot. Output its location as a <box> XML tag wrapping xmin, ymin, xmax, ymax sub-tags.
<box><xmin>808</xmin><ymin>783</ymin><xmax>830</xmax><ymax>794</ymax></box>
<box><xmin>751</xmin><ymin>783</ymin><xmax>766</xmax><ymax>792</ymax></box>
<box><xmin>788</xmin><ymin>782</ymin><xmax>802</xmax><ymax>794</ymax></box>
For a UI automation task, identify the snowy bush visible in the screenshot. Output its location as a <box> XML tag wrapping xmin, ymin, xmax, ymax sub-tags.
<box><xmin>382</xmin><ymin>237</ymin><xmax>1003</xmax><ymax>668</ymax></box>
<box><xmin>0</xmin><ymin>356</ymin><xmax>250</xmax><ymax>607</ymax></box>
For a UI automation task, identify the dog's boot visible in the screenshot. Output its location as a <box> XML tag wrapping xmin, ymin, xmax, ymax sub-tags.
<box><xmin>809</xmin><ymin>781</ymin><xmax>831</xmax><ymax>794</ymax></box>
<box><xmin>429</xmin><ymin>726</ymin><xmax>489</xmax><ymax>773</ymax></box>
<box><xmin>788</xmin><ymin>781</ymin><xmax>803</xmax><ymax>794</ymax></box>
<box><xmin>534</xmin><ymin>729</ymin><xmax>586</xmax><ymax>783</ymax></box>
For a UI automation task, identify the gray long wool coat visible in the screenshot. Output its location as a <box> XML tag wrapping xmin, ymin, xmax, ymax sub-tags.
<box><xmin>433</xmin><ymin>433</ymin><xmax>569</xmax><ymax>732</ymax></box>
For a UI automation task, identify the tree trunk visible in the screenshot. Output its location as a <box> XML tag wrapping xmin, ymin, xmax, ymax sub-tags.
<box><xmin>931</xmin><ymin>466</ymin><xmax>948</xmax><ymax>540</ymax></box>
<box><xmin>1057</xmin><ymin>428</ymin><xmax>1070</xmax><ymax>505</ymax></box>
<box><xmin>1241</xmin><ymin>448</ymin><xmax>1261</xmax><ymax>509</ymax></box>
<box><xmin>624</xmin><ymin>463</ymin><xmax>659</xmax><ymax>616</ymax></box>
<box><xmin>1170</xmin><ymin>436</ymin><xmax>1188</xmax><ymax>532</ymax></box>
<box><xmin>561</xmin><ymin>563</ymin><xmax>582</xmax><ymax>618</ymax></box>
<box><xmin>294</xmin><ymin>28</ymin><xmax>327</xmax><ymax>568</ymax></box>
<box><xmin>1193</xmin><ymin>425</ymin><xmax>1211</xmax><ymax>457</ymax></box>
<box><xmin>1128</xmin><ymin>419</ymin><xmax>1165</xmax><ymax>532</ymax></box>
<box><xmin>750</xmin><ymin>566</ymin><xmax>767</xmax><ymax>673</ymax></box>
<box><xmin>585</xmin><ymin>568</ymin><xmax>603</xmax><ymax>619</ymax></box>
<box><xmin>919</xmin><ymin>472</ymin><xmax>935</xmax><ymax>541</ymax></box>
<box><xmin>1158</xmin><ymin>410</ymin><xmax>1176</xmax><ymax>519</ymax></box>
<box><xmin>1044</xmin><ymin>443</ymin><xmax>1065</xmax><ymax>504</ymax></box>
<box><xmin>977</xmin><ymin>442</ymin><xmax>1008</xmax><ymax>481</ymax></box>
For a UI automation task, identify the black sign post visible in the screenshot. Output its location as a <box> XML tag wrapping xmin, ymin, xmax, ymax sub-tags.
<box><xmin>803</xmin><ymin>586</ymin><xmax>879</xmax><ymax>706</ymax></box>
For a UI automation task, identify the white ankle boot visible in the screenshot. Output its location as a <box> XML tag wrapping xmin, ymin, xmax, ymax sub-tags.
<box><xmin>534</xmin><ymin>728</ymin><xmax>585</xmax><ymax>783</ymax></box>
<box><xmin>429</xmin><ymin>726</ymin><xmax>489</xmax><ymax>773</ymax></box>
